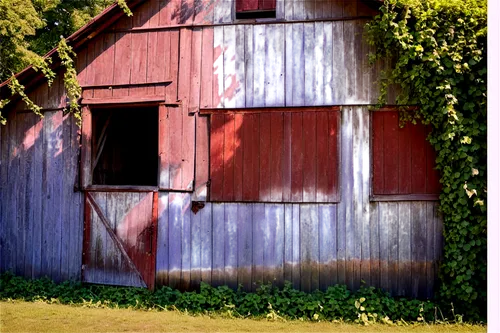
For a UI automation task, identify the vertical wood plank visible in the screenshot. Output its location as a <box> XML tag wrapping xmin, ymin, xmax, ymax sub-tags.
<box><xmin>425</xmin><ymin>202</ymin><xmax>436</xmax><ymax>298</ymax></box>
<box><xmin>224</xmin><ymin>203</ymin><xmax>238</xmax><ymax>289</ymax></box>
<box><xmin>180</xmin><ymin>194</ymin><xmax>192</xmax><ymax>290</ymax></box>
<box><xmin>200</xmin><ymin>28</ymin><xmax>214</xmax><ymax>108</ymax></box>
<box><xmin>290</xmin><ymin>113</ymin><xmax>303</xmax><ymax>202</ymax></box>
<box><xmin>210</xmin><ymin>114</ymin><xmax>225</xmax><ymax>200</ymax></box>
<box><xmin>284</xmin><ymin>204</ymin><xmax>293</xmax><ymax>283</ymax></box>
<box><xmin>263</xmin><ymin>204</ymin><xmax>275</xmax><ymax>284</ymax></box>
<box><xmin>302</xmin><ymin>112</ymin><xmax>317</xmax><ymax>202</ymax></box>
<box><xmin>156</xmin><ymin>193</ymin><xmax>169</xmax><ymax>286</ymax></box>
<box><xmin>16</xmin><ymin>113</ymin><xmax>26</xmax><ymax>276</ymax></box>
<box><xmin>244</xmin><ymin>25</ymin><xmax>254</xmax><ymax>107</ymax></box>
<box><xmin>200</xmin><ymin>202</ymin><xmax>213</xmax><ymax>284</ymax></box>
<box><xmin>213</xmin><ymin>26</ymin><xmax>224</xmax><ymax>107</ymax></box>
<box><xmin>166</xmin><ymin>30</ymin><xmax>179</xmax><ymax>102</ymax></box>
<box><xmin>252</xmin><ymin>204</ymin><xmax>265</xmax><ymax>290</ymax></box>
<box><xmin>187</xmin><ymin>28</ymin><xmax>203</xmax><ymax>114</ymax></box>
<box><xmin>304</xmin><ymin>23</ymin><xmax>315</xmax><ymax>106</ymax></box>
<box><xmin>253</xmin><ymin>25</ymin><xmax>266</xmax><ymax>107</ymax></box>
<box><xmin>233</xmin><ymin>114</ymin><xmax>244</xmax><ymax>201</ymax></box>
<box><xmin>299</xmin><ymin>204</ymin><xmax>319</xmax><ymax>292</ymax></box>
<box><xmin>323</xmin><ymin>22</ymin><xmax>334</xmax><ymax>105</ymax></box>
<box><xmin>412</xmin><ymin>202</ymin><xmax>427</xmax><ymax>297</ymax></box>
<box><xmin>269</xmin><ymin>113</ymin><xmax>284</xmax><ymax>202</ymax></box>
<box><xmin>212</xmin><ymin>203</ymin><xmax>225</xmax><ymax>286</ymax></box>
<box><xmin>411</xmin><ymin>122</ymin><xmax>428</xmax><ymax>193</ymax></box>
<box><xmin>222</xmin><ymin>114</ymin><xmax>235</xmax><ymax>201</ymax></box>
<box><xmin>332</xmin><ymin>21</ymin><xmax>346</xmax><ymax>104</ymax></box>
<box><xmin>282</xmin><ymin>113</ymin><xmax>292</xmax><ymax>202</ymax></box>
<box><xmin>234</xmin><ymin>25</ymin><xmax>246</xmax><ymax>108</ymax></box>
<box><xmin>319</xmin><ymin>204</ymin><xmax>337</xmax><ymax>289</ymax></box>
<box><xmin>399</xmin><ymin>115</ymin><xmax>412</xmax><ymax>194</ymax></box>
<box><xmin>237</xmin><ymin>204</ymin><xmax>253</xmax><ymax>290</ymax></box>
<box><xmin>259</xmin><ymin>113</ymin><xmax>271</xmax><ymax>201</ymax></box>
<box><xmin>194</xmin><ymin>114</ymin><xmax>210</xmax><ymax>201</ymax></box>
<box><xmin>242</xmin><ymin>114</ymin><xmax>259</xmax><ymax>201</ymax></box>
<box><xmin>168</xmin><ymin>193</ymin><xmax>182</xmax><ymax>289</ymax></box>
<box><xmin>369</xmin><ymin>202</ymin><xmax>380</xmax><ymax>288</ymax></box>
<box><xmin>328</xmin><ymin>111</ymin><xmax>340</xmax><ymax>201</ymax></box>
<box><xmin>383</xmin><ymin>112</ymin><xmax>399</xmax><ymax>194</ymax></box>
<box><xmin>387</xmin><ymin>203</ymin><xmax>399</xmax><ymax>295</ymax></box>
<box><xmin>316</xmin><ymin>112</ymin><xmax>329</xmax><ymax>202</ymax></box>
<box><xmin>191</xmin><ymin>197</ymin><xmax>202</xmax><ymax>289</ymax></box>
<box><xmin>291</xmin><ymin>204</ymin><xmax>300</xmax><ymax>289</ymax></box>
<box><xmin>398</xmin><ymin>202</ymin><xmax>411</xmax><ymax>296</ymax></box>
<box><xmin>292</xmin><ymin>24</ymin><xmax>305</xmax><ymax>106</ymax></box>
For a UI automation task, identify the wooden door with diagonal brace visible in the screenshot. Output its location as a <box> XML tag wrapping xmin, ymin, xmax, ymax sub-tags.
<box><xmin>82</xmin><ymin>191</ymin><xmax>158</xmax><ymax>289</ymax></box>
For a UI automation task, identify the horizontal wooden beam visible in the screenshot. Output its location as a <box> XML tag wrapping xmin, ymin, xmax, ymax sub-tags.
<box><xmin>370</xmin><ymin>194</ymin><xmax>440</xmax><ymax>202</ymax></box>
<box><xmin>199</xmin><ymin>106</ymin><xmax>341</xmax><ymax>115</ymax></box>
<box><xmin>84</xmin><ymin>185</ymin><xmax>158</xmax><ymax>192</ymax></box>
<box><xmin>81</xmin><ymin>95</ymin><xmax>165</xmax><ymax>105</ymax></box>
<box><xmin>369</xmin><ymin>106</ymin><xmax>419</xmax><ymax>112</ymax></box>
<box><xmin>108</xmin><ymin>16</ymin><xmax>374</xmax><ymax>33</ymax></box>
<box><xmin>81</xmin><ymin>80</ymin><xmax>172</xmax><ymax>89</ymax></box>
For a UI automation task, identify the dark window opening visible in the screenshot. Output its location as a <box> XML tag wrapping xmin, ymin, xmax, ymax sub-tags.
<box><xmin>235</xmin><ymin>10</ymin><xmax>276</xmax><ymax>19</ymax></box>
<box><xmin>91</xmin><ymin>107</ymin><xmax>158</xmax><ymax>186</ymax></box>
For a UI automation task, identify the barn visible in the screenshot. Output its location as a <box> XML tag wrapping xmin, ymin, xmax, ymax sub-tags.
<box><xmin>0</xmin><ymin>0</ymin><xmax>443</xmax><ymax>298</ymax></box>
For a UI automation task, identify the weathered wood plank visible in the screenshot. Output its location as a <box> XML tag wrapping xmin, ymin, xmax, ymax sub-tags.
<box><xmin>269</xmin><ymin>113</ymin><xmax>284</xmax><ymax>202</ymax></box>
<box><xmin>156</xmin><ymin>192</ymin><xmax>169</xmax><ymax>286</ymax></box>
<box><xmin>319</xmin><ymin>204</ymin><xmax>337</xmax><ymax>289</ymax></box>
<box><xmin>242</xmin><ymin>114</ymin><xmax>259</xmax><ymax>201</ymax></box>
<box><xmin>411</xmin><ymin>202</ymin><xmax>427</xmax><ymax>297</ymax></box>
<box><xmin>200</xmin><ymin>202</ymin><xmax>213</xmax><ymax>284</ymax></box>
<box><xmin>213</xmin><ymin>26</ymin><xmax>224</xmax><ymax>107</ymax></box>
<box><xmin>259</xmin><ymin>113</ymin><xmax>272</xmax><ymax>201</ymax></box>
<box><xmin>253</xmin><ymin>25</ymin><xmax>266</xmax><ymax>107</ymax></box>
<box><xmin>383</xmin><ymin>112</ymin><xmax>399</xmax><ymax>194</ymax></box>
<box><xmin>252</xmin><ymin>204</ymin><xmax>265</xmax><ymax>290</ymax></box>
<box><xmin>200</xmin><ymin>28</ymin><xmax>214</xmax><ymax>108</ymax></box>
<box><xmin>180</xmin><ymin>192</ymin><xmax>192</xmax><ymax>290</ymax></box>
<box><xmin>168</xmin><ymin>193</ymin><xmax>183</xmax><ymax>289</ymax></box>
<box><xmin>212</xmin><ymin>203</ymin><xmax>225</xmax><ymax>286</ymax></box>
<box><xmin>331</xmin><ymin>21</ymin><xmax>346</xmax><ymax>104</ymax></box>
<box><xmin>377</xmin><ymin>207</ymin><xmax>387</xmax><ymax>292</ymax></box>
<box><xmin>237</xmin><ymin>204</ymin><xmax>253</xmax><ymax>290</ymax></box>
<box><xmin>244</xmin><ymin>25</ymin><xmax>254</xmax><ymax>107</ymax></box>
<box><xmin>291</xmin><ymin>113</ymin><xmax>303</xmax><ymax>202</ymax></box>
<box><xmin>369</xmin><ymin>202</ymin><xmax>380</xmax><ymax>287</ymax></box>
<box><xmin>224</xmin><ymin>203</ymin><xmax>238</xmax><ymax>289</ymax></box>
<box><xmin>386</xmin><ymin>202</ymin><xmax>398</xmax><ymax>295</ymax></box>
<box><xmin>233</xmin><ymin>114</ymin><xmax>244</xmax><ymax>201</ymax></box>
<box><xmin>222</xmin><ymin>114</ymin><xmax>235</xmax><ymax>200</ymax></box>
<box><xmin>190</xmin><ymin>200</ymin><xmax>201</xmax><ymax>289</ymax></box>
<box><xmin>398</xmin><ymin>202</ymin><xmax>411</xmax><ymax>296</ymax></box>
<box><xmin>299</xmin><ymin>204</ymin><xmax>319</xmax><ymax>292</ymax></box>
<box><xmin>210</xmin><ymin>114</ymin><xmax>224</xmax><ymax>200</ymax></box>
<box><xmin>304</xmin><ymin>23</ymin><xmax>315</xmax><ymax>106</ymax></box>
<box><xmin>15</xmin><ymin>113</ymin><xmax>26</xmax><ymax>277</ymax></box>
<box><xmin>302</xmin><ymin>112</ymin><xmax>317</xmax><ymax>202</ymax></box>
<box><xmin>263</xmin><ymin>204</ymin><xmax>277</xmax><ymax>284</ymax></box>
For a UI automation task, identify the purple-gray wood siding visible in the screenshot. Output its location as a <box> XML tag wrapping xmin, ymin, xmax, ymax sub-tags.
<box><xmin>0</xmin><ymin>111</ymin><xmax>83</xmax><ymax>282</ymax></box>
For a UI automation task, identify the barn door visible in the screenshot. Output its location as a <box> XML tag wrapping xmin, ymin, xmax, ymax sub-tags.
<box><xmin>82</xmin><ymin>191</ymin><xmax>158</xmax><ymax>289</ymax></box>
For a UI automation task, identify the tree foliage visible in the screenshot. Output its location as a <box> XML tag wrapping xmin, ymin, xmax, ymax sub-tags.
<box><xmin>366</xmin><ymin>0</ymin><xmax>487</xmax><ymax>320</ymax></box>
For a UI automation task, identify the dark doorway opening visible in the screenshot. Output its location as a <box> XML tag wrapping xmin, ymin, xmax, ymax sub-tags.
<box><xmin>91</xmin><ymin>106</ymin><xmax>158</xmax><ymax>186</ymax></box>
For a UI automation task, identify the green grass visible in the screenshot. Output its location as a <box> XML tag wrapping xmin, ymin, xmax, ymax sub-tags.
<box><xmin>0</xmin><ymin>301</ymin><xmax>486</xmax><ymax>333</ymax></box>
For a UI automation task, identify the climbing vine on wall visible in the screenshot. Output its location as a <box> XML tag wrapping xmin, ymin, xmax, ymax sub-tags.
<box><xmin>365</xmin><ymin>0</ymin><xmax>487</xmax><ymax>320</ymax></box>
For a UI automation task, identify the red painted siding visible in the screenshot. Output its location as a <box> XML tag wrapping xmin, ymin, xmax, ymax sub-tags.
<box><xmin>372</xmin><ymin>111</ymin><xmax>441</xmax><ymax>195</ymax></box>
<box><xmin>209</xmin><ymin>109</ymin><xmax>340</xmax><ymax>203</ymax></box>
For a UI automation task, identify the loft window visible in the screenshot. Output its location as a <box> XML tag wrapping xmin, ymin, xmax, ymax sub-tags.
<box><xmin>371</xmin><ymin>110</ymin><xmax>441</xmax><ymax>200</ymax></box>
<box><xmin>235</xmin><ymin>0</ymin><xmax>276</xmax><ymax>19</ymax></box>
<box><xmin>91</xmin><ymin>106</ymin><xmax>158</xmax><ymax>186</ymax></box>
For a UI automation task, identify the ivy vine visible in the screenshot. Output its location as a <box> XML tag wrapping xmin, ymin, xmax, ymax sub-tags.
<box><xmin>365</xmin><ymin>0</ymin><xmax>487</xmax><ymax>320</ymax></box>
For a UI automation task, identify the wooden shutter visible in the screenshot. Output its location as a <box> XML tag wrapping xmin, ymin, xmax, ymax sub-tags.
<box><xmin>208</xmin><ymin>108</ymin><xmax>340</xmax><ymax>203</ymax></box>
<box><xmin>372</xmin><ymin>111</ymin><xmax>441</xmax><ymax>198</ymax></box>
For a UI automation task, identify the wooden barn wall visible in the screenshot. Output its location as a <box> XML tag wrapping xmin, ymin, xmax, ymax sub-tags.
<box><xmin>0</xmin><ymin>0</ymin><xmax>437</xmax><ymax>298</ymax></box>
<box><xmin>0</xmin><ymin>110</ymin><xmax>83</xmax><ymax>282</ymax></box>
